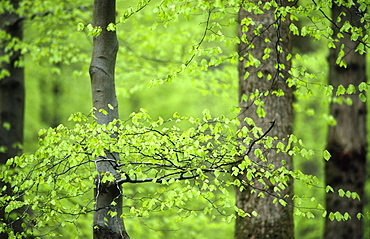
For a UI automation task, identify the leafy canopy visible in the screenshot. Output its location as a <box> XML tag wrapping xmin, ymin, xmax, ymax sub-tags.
<box><xmin>1</xmin><ymin>0</ymin><xmax>369</xmax><ymax>237</ymax></box>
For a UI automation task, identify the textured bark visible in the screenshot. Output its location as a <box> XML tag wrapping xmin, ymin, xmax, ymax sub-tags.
<box><xmin>89</xmin><ymin>0</ymin><xmax>129</xmax><ymax>238</ymax></box>
<box><xmin>0</xmin><ymin>0</ymin><xmax>25</xmax><ymax>237</ymax></box>
<box><xmin>324</xmin><ymin>3</ymin><xmax>367</xmax><ymax>239</ymax></box>
<box><xmin>235</xmin><ymin>1</ymin><xmax>294</xmax><ymax>238</ymax></box>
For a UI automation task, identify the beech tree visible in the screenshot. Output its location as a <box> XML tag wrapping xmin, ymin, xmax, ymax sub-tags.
<box><xmin>0</xmin><ymin>0</ymin><xmax>25</xmax><ymax>237</ymax></box>
<box><xmin>236</xmin><ymin>0</ymin><xmax>294</xmax><ymax>237</ymax></box>
<box><xmin>89</xmin><ymin>0</ymin><xmax>129</xmax><ymax>238</ymax></box>
<box><xmin>0</xmin><ymin>0</ymin><xmax>91</xmax><ymax>237</ymax></box>
<box><xmin>0</xmin><ymin>1</ymin><xmax>307</xmax><ymax>237</ymax></box>
<box><xmin>0</xmin><ymin>0</ymin><xmax>370</xmax><ymax>238</ymax></box>
<box><xmin>325</xmin><ymin>2</ymin><xmax>367</xmax><ymax>238</ymax></box>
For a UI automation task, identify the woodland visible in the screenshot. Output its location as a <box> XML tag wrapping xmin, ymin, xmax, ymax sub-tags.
<box><xmin>0</xmin><ymin>0</ymin><xmax>369</xmax><ymax>238</ymax></box>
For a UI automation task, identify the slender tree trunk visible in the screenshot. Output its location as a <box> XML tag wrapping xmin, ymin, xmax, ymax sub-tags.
<box><xmin>89</xmin><ymin>0</ymin><xmax>129</xmax><ymax>238</ymax></box>
<box><xmin>0</xmin><ymin>0</ymin><xmax>25</xmax><ymax>237</ymax></box>
<box><xmin>324</xmin><ymin>3</ymin><xmax>367</xmax><ymax>239</ymax></box>
<box><xmin>235</xmin><ymin>1</ymin><xmax>294</xmax><ymax>238</ymax></box>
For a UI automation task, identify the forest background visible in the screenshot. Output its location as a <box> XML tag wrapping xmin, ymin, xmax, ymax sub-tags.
<box><xmin>1</xmin><ymin>0</ymin><xmax>369</xmax><ymax>238</ymax></box>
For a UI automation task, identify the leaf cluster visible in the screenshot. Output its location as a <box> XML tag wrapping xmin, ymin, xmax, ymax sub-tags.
<box><xmin>0</xmin><ymin>108</ymin><xmax>333</xmax><ymax>237</ymax></box>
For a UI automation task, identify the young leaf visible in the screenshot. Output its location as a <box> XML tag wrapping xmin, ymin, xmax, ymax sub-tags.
<box><xmin>326</xmin><ymin>185</ymin><xmax>334</xmax><ymax>193</ymax></box>
<box><xmin>359</xmin><ymin>93</ymin><xmax>366</xmax><ymax>102</ymax></box>
<box><xmin>107</xmin><ymin>23</ymin><xmax>116</xmax><ymax>31</ymax></box>
<box><xmin>336</xmin><ymin>85</ymin><xmax>346</xmax><ymax>96</ymax></box>
<box><xmin>323</xmin><ymin>150</ymin><xmax>331</xmax><ymax>161</ymax></box>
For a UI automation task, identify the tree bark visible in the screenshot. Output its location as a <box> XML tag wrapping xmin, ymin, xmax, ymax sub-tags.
<box><xmin>89</xmin><ymin>0</ymin><xmax>129</xmax><ymax>238</ymax></box>
<box><xmin>235</xmin><ymin>1</ymin><xmax>294</xmax><ymax>238</ymax></box>
<box><xmin>324</xmin><ymin>3</ymin><xmax>367</xmax><ymax>239</ymax></box>
<box><xmin>0</xmin><ymin>0</ymin><xmax>25</xmax><ymax>237</ymax></box>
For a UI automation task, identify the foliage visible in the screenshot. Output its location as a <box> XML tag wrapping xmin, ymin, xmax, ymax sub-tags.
<box><xmin>1</xmin><ymin>106</ymin><xmax>339</xmax><ymax>238</ymax></box>
<box><xmin>1</xmin><ymin>0</ymin><xmax>370</xmax><ymax>238</ymax></box>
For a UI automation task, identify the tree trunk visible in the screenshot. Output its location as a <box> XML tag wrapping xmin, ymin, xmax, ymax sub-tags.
<box><xmin>235</xmin><ymin>1</ymin><xmax>294</xmax><ymax>238</ymax></box>
<box><xmin>0</xmin><ymin>0</ymin><xmax>25</xmax><ymax>237</ymax></box>
<box><xmin>39</xmin><ymin>77</ymin><xmax>62</xmax><ymax>128</ymax></box>
<box><xmin>324</xmin><ymin>3</ymin><xmax>367</xmax><ymax>239</ymax></box>
<box><xmin>89</xmin><ymin>0</ymin><xmax>129</xmax><ymax>238</ymax></box>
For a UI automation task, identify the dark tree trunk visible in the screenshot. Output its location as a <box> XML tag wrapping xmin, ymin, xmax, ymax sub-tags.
<box><xmin>39</xmin><ymin>78</ymin><xmax>62</xmax><ymax>128</ymax></box>
<box><xmin>324</xmin><ymin>3</ymin><xmax>367</xmax><ymax>239</ymax></box>
<box><xmin>89</xmin><ymin>0</ymin><xmax>129</xmax><ymax>238</ymax></box>
<box><xmin>235</xmin><ymin>1</ymin><xmax>294</xmax><ymax>238</ymax></box>
<box><xmin>0</xmin><ymin>0</ymin><xmax>25</xmax><ymax>237</ymax></box>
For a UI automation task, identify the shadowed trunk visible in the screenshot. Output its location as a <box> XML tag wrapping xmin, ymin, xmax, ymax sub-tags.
<box><xmin>235</xmin><ymin>1</ymin><xmax>294</xmax><ymax>238</ymax></box>
<box><xmin>0</xmin><ymin>0</ymin><xmax>25</xmax><ymax>237</ymax></box>
<box><xmin>324</xmin><ymin>3</ymin><xmax>367</xmax><ymax>239</ymax></box>
<box><xmin>89</xmin><ymin>0</ymin><xmax>129</xmax><ymax>238</ymax></box>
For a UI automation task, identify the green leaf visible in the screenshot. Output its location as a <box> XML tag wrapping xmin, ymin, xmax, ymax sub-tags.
<box><xmin>251</xmin><ymin>211</ymin><xmax>258</xmax><ymax>217</ymax></box>
<box><xmin>99</xmin><ymin>108</ymin><xmax>108</xmax><ymax>115</ymax></box>
<box><xmin>244</xmin><ymin>117</ymin><xmax>255</xmax><ymax>126</ymax></box>
<box><xmin>254</xmin><ymin>148</ymin><xmax>262</xmax><ymax>157</ymax></box>
<box><xmin>257</xmin><ymin>192</ymin><xmax>265</xmax><ymax>198</ymax></box>
<box><xmin>343</xmin><ymin>212</ymin><xmax>351</xmax><ymax>220</ymax></box>
<box><xmin>246</xmin><ymin>171</ymin><xmax>253</xmax><ymax>181</ymax></box>
<box><xmin>336</xmin><ymin>85</ymin><xmax>346</xmax><ymax>96</ymax></box>
<box><xmin>356</xmin><ymin>43</ymin><xmax>365</xmax><ymax>54</ymax></box>
<box><xmin>279</xmin><ymin>199</ymin><xmax>287</xmax><ymax>207</ymax></box>
<box><xmin>328</xmin><ymin>41</ymin><xmax>336</xmax><ymax>48</ymax></box>
<box><xmin>322</xmin><ymin>210</ymin><xmax>327</xmax><ymax>217</ymax></box>
<box><xmin>359</xmin><ymin>93</ymin><xmax>366</xmax><ymax>102</ymax></box>
<box><xmin>323</xmin><ymin>150</ymin><xmax>331</xmax><ymax>161</ymax></box>
<box><xmin>329</xmin><ymin>212</ymin><xmax>335</xmax><ymax>221</ymax></box>
<box><xmin>359</xmin><ymin>82</ymin><xmax>368</xmax><ymax>92</ymax></box>
<box><xmin>306</xmin><ymin>211</ymin><xmax>315</xmax><ymax>218</ymax></box>
<box><xmin>2</xmin><ymin>122</ymin><xmax>11</xmax><ymax>131</ymax></box>
<box><xmin>107</xmin><ymin>23</ymin><xmax>116</xmax><ymax>31</ymax></box>
<box><xmin>326</xmin><ymin>185</ymin><xmax>334</xmax><ymax>193</ymax></box>
<box><xmin>289</xmin><ymin>23</ymin><xmax>299</xmax><ymax>35</ymax></box>
<box><xmin>300</xmin><ymin>148</ymin><xmax>309</xmax><ymax>158</ymax></box>
<box><xmin>5</xmin><ymin>200</ymin><xmax>24</xmax><ymax>213</ymax></box>
<box><xmin>108</xmin><ymin>211</ymin><xmax>118</xmax><ymax>217</ymax></box>
<box><xmin>301</xmin><ymin>26</ymin><xmax>308</xmax><ymax>36</ymax></box>
<box><xmin>101</xmin><ymin>172</ymin><xmax>115</xmax><ymax>183</ymax></box>
<box><xmin>335</xmin><ymin>211</ymin><xmax>343</xmax><ymax>221</ymax></box>
<box><xmin>345</xmin><ymin>190</ymin><xmax>351</xmax><ymax>198</ymax></box>
<box><xmin>346</xmin><ymin>84</ymin><xmax>356</xmax><ymax>94</ymax></box>
<box><xmin>351</xmin><ymin>192</ymin><xmax>360</xmax><ymax>200</ymax></box>
<box><xmin>256</xmin><ymin>106</ymin><xmax>266</xmax><ymax>117</ymax></box>
<box><xmin>77</xmin><ymin>22</ymin><xmax>85</xmax><ymax>31</ymax></box>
